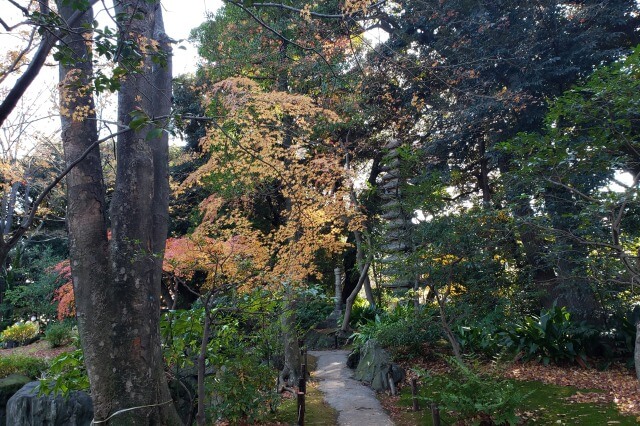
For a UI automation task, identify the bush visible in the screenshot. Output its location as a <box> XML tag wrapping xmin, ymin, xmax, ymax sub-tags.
<box><xmin>39</xmin><ymin>349</ymin><xmax>89</xmax><ymax>396</ymax></box>
<box><xmin>295</xmin><ymin>286</ymin><xmax>333</xmax><ymax>331</ymax></box>
<box><xmin>3</xmin><ymin>247</ymin><xmax>66</xmax><ymax>321</ymax></box>
<box><xmin>455</xmin><ymin>310</ymin><xmax>507</xmax><ymax>358</ymax></box>
<box><xmin>0</xmin><ymin>355</ymin><xmax>48</xmax><ymax>379</ymax></box>
<box><xmin>417</xmin><ymin>357</ymin><xmax>528</xmax><ymax>425</ymax></box>
<box><xmin>1</xmin><ymin>321</ymin><xmax>39</xmax><ymax>346</ymax></box>
<box><xmin>207</xmin><ymin>356</ymin><xmax>279</xmax><ymax>423</ymax></box>
<box><xmin>349</xmin><ymin>297</ymin><xmax>378</xmax><ymax>327</ymax></box>
<box><xmin>44</xmin><ymin>322</ymin><xmax>73</xmax><ymax>348</ymax></box>
<box><xmin>501</xmin><ymin>305</ymin><xmax>596</xmax><ymax>365</ymax></box>
<box><xmin>351</xmin><ymin>305</ymin><xmax>440</xmax><ymax>357</ymax></box>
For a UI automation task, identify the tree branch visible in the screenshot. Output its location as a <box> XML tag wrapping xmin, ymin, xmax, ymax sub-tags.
<box><xmin>237</xmin><ymin>1</ymin><xmax>387</xmax><ymax>19</ymax></box>
<box><xmin>225</xmin><ymin>0</ymin><xmax>340</xmax><ymax>82</ymax></box>
<box><xmin>0</xmin><ymin>0</ymin><xmax>101</xmax><ymax>128</ymax></box>
<box><xmin>5</xmin><ymin>127</ymin><xmax>132</xmax><ymax>249</ymax></box>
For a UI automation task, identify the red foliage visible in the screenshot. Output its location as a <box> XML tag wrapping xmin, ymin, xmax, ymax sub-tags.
<box><xmin>51</xmin><ymin>260</ymin><xmax>75</xmax><ymax>320</ymax></box>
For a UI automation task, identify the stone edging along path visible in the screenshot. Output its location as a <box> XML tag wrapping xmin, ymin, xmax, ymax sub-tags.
<box><xmin>308</xmin><ymin>350</ymin><xmax>394</xmax><ymax>426</ymax></box>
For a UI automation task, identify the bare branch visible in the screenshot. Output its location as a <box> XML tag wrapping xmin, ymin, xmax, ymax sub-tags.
<box><xmin>0</xmin><ymin>0</ymin><xmax>101</xmax><ymax>128</ymax></box>
<box><xmin>5</xmin><ymin>126</ymin><xmax>132</xmax><ymax>249</ymax></box>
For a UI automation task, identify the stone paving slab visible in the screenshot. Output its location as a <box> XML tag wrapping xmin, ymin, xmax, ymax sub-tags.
<box><xmin>309</xmin><ymin>350</ymin><xmax>394</xmax><ymax>426</ymax></box>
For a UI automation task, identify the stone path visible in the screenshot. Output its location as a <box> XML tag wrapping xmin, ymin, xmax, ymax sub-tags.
<box><xmin>308</xmin><ymin>350</ymin><xmax>394</xmax><ymax>426</ymax></box>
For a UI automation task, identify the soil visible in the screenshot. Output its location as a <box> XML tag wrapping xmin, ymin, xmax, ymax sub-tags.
<box><xmin>0</xmin><ymin>339</ymin><xmax>74</xmax><ymax>360</ymax></box>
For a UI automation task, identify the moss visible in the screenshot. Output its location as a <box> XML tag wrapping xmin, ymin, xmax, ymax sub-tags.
<box><xmin>389</xmin><ymin>377</ymin><xmax>638</xmax><ymax>425</ymax></box>
<box><xmin>267</xmin><ymin>381</ymin><xmax>338</xmax><ymax>425</ymax></box>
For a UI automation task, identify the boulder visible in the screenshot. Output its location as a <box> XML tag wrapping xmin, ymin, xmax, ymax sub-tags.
<box><xmin>0</xmin><ymin>374</ymin><xmax>31</xmax><ymax>425</ymax></box>
<box><xmin>353</xmin><ymin>339</ymin><xmax>405</xmax><ymax>392</ymax></box>
<box><xmin>346</xmin><ymin>349</ymin><xmax>360</xmax><ymax>369</ymax></box>
<box><xmin>304</xmin><ymin>329</ymin><xmax>337</xmax><ymax>350</ymax></box>
<box><xmin>6</xmin><ymin>381</ymin><xmax>93</xmax><ymax>426</ymax></box>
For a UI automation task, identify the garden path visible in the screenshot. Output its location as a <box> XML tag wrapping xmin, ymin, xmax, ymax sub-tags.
<box><xmin>309</xmin><ymin>350</ymin><xmax>394</xmax><ymax>426</ymax></box>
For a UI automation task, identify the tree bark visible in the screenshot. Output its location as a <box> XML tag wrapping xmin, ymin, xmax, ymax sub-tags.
<box><xmin>341</xmin><ymin>261</ymin><xmax>371</xmax><ymax>334</ymax></box>
<box><xmin>279</xmin><ymin>284</ymin><xmax>300</xmax><ymax>390</ymax></box>
<box><xmin>57</xmin><ymin>1</ymin><xmax>182</xmax><ymax>423</ymax></box>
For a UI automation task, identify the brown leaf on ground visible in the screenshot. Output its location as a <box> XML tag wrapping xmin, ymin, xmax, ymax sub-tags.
<box><xmin>394</xmin><ymin>357</ymin><xmax>640</xmax><ymax>417</ymax></box>
<box><xmin>0</xmin><ymin>339</ymin><xmax>73</xmax><ymax>360</ymax></box>
<box><xmin>497</xmin><ymin>361</ymin><xmax>640</xmax><ymax>416</ymax></box>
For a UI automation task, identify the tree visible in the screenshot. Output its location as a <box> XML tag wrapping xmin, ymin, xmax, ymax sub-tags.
<box><xmin>56</xmin><ymin>0</ymin><xmax>182</xmax><ymax>422</ymax></box>
<box><xmin>360</xmin><ymin>0</ymin><xmax>640</xmax><ymax>317</ymax></box>
<box><xmin>503</xmin><ymin>47</ymin><xmax>640</xmax><ymax>378</ymax></box>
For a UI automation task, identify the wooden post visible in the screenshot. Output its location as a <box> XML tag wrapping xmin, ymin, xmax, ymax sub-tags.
<box><xmin>297</xmin><ymin>376</ymin><xmax>305</xmax><ymax>426</ymax></box>
<box><xmin>300</xmin><ymin>364</ymin><xmax>307</xmax><ymax>393</ymax></box>
<box><xmin>431</xmin><ymin>403</ymin><xmax>441</xmax><ymax>426</ymax></box>
<box><xmin>387</xmin><ymin>371</ymin><xmax>397</xmax><ymax>396</ymax></box>
<box><xmin>411</xmin><ymin>378</ymin><xmax>419</xmax><ymax>411</ymax></box>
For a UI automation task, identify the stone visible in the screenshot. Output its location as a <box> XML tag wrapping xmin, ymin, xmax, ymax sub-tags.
<box><xmin>6</xmin><ymin>381</ymin><xmax>93</xmax><ymax>426</ymax></box>
<box><xmin>353</xmin><ymin>339</ymin><xmax>405</xmax><ymax>392</ymax></box>
<box><xmin>346</xmin><ymin>349</ymin><xmax>360</xmax><ymax>369</ymax></box>
<box><xmin>304</xmin><ymin>329</ymin><xmax>337</xmax><ymax>350</ymax></box>
<box><xmin>0</xmin><ymin>374</ymin><xmax>31</xmax><ymax>425</ymax></box>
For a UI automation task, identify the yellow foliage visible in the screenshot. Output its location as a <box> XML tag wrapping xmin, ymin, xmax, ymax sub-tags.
<box><xmin>179</xmin><ymin>77</ymin><xmax>363</xmax><ymax>286</ymax></box>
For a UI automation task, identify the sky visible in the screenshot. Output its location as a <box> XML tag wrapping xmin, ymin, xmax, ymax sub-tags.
<box><xmin>0</xmin><ymin>0</ymin><xmax>221</xmax><ymax>151</ymax></box>
<box><xmin>160</xmin><ymin>0</ymin><xmax>222</xmax><ymax>75</ymax></box>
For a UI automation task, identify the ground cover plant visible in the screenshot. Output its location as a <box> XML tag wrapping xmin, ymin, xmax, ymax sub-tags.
<box><xmin>381</xmin><ymin>356</ymin><xmax>639</xmax><ymax>425</ymax></box>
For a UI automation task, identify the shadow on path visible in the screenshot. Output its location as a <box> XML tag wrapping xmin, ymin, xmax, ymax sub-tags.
<box><xmin>308</xmin><ymin>350</ymin><xmax>394</xmax><ymax>426</ymax></box>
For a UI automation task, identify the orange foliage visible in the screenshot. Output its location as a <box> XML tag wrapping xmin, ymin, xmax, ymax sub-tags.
<box><xmin>164</xmin><ymin>232</ymin><xmax>269</xmax><ymax>291</ymax></box>
<box><xmin>180</xmin><ymin>78</ymin><xmax>364</xmax><ymax>286</ymax></box>
<box><xmin>51</xmin><ymin>260</ymin><xmax>75</xmax><ymax>320</ymax></box>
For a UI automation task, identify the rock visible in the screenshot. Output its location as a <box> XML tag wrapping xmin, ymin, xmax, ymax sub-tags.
<box><xmin>346</xmin><ymin>349</ymin><xmax>360</xmax><ymax>369</ymax></box>
<box><xmin>6</xmin><ymin>381</ymin><xmax>93</xmax><ymax>426</ymax></box>
<box><xmin>0</xmin><ymin>374</ymin><xmax>31</xmax><ymax>425</ymax></box>
<box><xmin>354</xmin><ymin>339</ymin><xmax>405</xmax><ymax>392</ymax></box>
<box><xmin>304</xmin><ymin>329</ymin><xmax>337</xmax><ymax>350</ymax></box>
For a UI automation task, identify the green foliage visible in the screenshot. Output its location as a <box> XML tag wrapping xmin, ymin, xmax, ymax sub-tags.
<box><xmin>161</xmin><ymin>290</ymin><xmax>281</xmax><ymax>423</ymax></box>
<box><xmin>417</xmin><ymin>357</ymin><xmax>528</xmax><ymax>426</ymax></box>
<box><xmin>295</xmin><ymin>285</ymin><xmax>333</xmax><ymax>332</ymax></box>
<box><xmin>1</xmin><ymin>321</ymin><xmax>39</xmax><ymax>346</ymax></box>
<box><xmin>207</xmin><ymin>357</ymin><xmax>279</xmax><ymax>423</ymax></box>
<box><xmin>0</xmin><ymin>355</ymin><xmax>48</xmax><ymax>379</ymax></box>
<box><xmin>351</xmin><ymin>305</ymin><xmax>440</xmax><ymax>357</ymax></box>
<box><xmin>501</xmin><ymin>305</ymin><xmax>596</xmax><ymax>365</ymax></box>
<box><xmin>44</xmin><ymin>322</ymin><xmax>73</xmax><ymax>348</ymax></box>
<box><xmin>39</xmin><ymin>349</ymin><xmax>89</xmax><ymax>397</ymax></box>
<box><xmin>348</xmin><ymin>297</ymin><xmax>378</xmax><ymax>327</ymax></box>
<box><xmin>3</xmin><ymin>247</ymin><xmax>66</xmax><ymax>322</ymax></box>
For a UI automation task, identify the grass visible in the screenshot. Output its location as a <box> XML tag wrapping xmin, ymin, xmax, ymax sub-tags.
<box><xmin>266</xmin><ymin>354</ymin><xmax>338</xmax><ymax>425</ymax></box>
<box><xmin>386</xmin><ymin>376</ymin><xmax>638</xmax><ymax>425</ymax></box>
<box><xmin>267</xmin><ymin>381</ymin><xmax>338</xmax><ymax>425</ymax></box>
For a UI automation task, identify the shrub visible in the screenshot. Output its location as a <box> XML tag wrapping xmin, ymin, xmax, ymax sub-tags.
<box><xmin>349</xmin><ymin>297</ymin><xmax>378</xmax><ymax>327</ymax></box>
<box><xmin>44</xmin><ymin>322</ymin><xmax>73</xmax><ymax>348</ymax></box>
<box><xmin>455</xmin><ymin>311</ymin><xmax>507</xmax><ymax>358</ymax></box>
<box><xmin>39</xmin><ymin>349</ymin><xmax>88</xmax><ymax>396</ymax></box>
<box><xmin>295</xmin><ymin>286</ymin><xmax>333</xmax><ymax>331</ymax></box>
<box><xmin>0</xmin><ymin>355</ymin><xmax>48</xmax><ymax>379</ymax></box>
<box><xmin>351</xmin><ymin>305</ymin><xmax>440</xmax><ymax>357</ymax></box>
<box><xmin>417</xmin><ymin>357</ymin><xmax>528</xmax><ymax>425</ymax></box>
<box><xmin>207</xmin><ymin>356</ymin><xmax>279</xmax><ymax>424</ymax></box>
<box><xmin>3</xmin><ymin>247</ymin><xmax>67</xmax><ymax>321</ymax></box>
<box><xmin>501</xmin><ymin>305</ymin><xmax>596</xmax><ymax>365</ymax></box>
<box><xmin>1</xmin><ymin>321</ymin><xmax>39</xmax><ymax>346</ymax></box>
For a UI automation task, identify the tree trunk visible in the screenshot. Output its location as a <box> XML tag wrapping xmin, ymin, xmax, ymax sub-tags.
<box><xmin>196</xmin><ymin>298</ymin><xmax>212</xmax><ymax>426</ymax></box>
<box><xmin>58</xmin><ymin>1</ymin><xmax>182</xmax><ymax>423</ymax></box>
<box><xmin>341</xmin><ymin>261</ymin><xmax>371</xmax><ymax>334</ymax></box>
<box><xmin>279</xmin><ymin>285</ymin><xmax>300</xmax><ymax>390</ymax></box>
